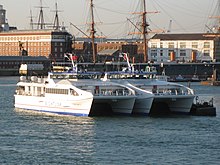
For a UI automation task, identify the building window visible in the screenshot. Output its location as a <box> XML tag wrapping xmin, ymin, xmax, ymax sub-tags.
<box><xmin>180</xmin><ymin>50</ymin><xmax>186</xmax><ymax>56</ymax></box>
<box><xmin>160</xmin><ymin>50</ymin><xmax>163</xmax><ymax>56</ymax></box>
<box><xmin>168</xmin><ymin>50</ymin><xmax>174</xmax><ymax>56</ymax></box>
<box><xmin>204</xmin><ymin>42</ymin><xmax>210</xmax><ymax>48</ymax></box>
<box><xmin>180</xmin><ymin>42</ymin><xmax>186</xmax><ymax>49</ymax></box>
<box><xmin>160</xmin><ymin>42</ymin><xmax>163</xmax><ymax>48</ymax></box>
<box><xmin>150</xmin><ymin>49</ymin><xmax>157</xmax><ymax>57</ymax></box>
<box><xmin>204</xmin><ymin>50</ymin><xmax>210</xmax><ymax>56</ymax></box>
<box><xmin>151</xmin><ymin>43</ymin><xmax>157</xmax><ymax>48</ymax></box>
<box><xmin>168</xmin><ymin>42</ymin><xmax>174</xmax><ymax>48</ymax></box>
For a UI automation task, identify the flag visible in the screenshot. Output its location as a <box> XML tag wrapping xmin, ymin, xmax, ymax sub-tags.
<box><xmin>123</xmin><ymin>53</ymin><xmax>128</xmax><ymax>61</ymax></box>
<box><xmin>72</xmin><ymin>55</ymin><xmax>78</xmax><ymax>61</ymax></box>
<box><xmin>64</xmin><ymin>53</ymin><xmax>78</xmax><ymax>61</ymax></box>
<box><xmin>119</xmin><ymin>53</ymin><xmax>128</xmax><ymax>61</ymax></box>
<box><xmin>64</xmin><ymin>53</ymin><xmax>71</xmax><ymax>61</ymax></box>
<box><xmin>119</xmin><ymin>53</ymin><xmax>123</xmax><ymax>58</ymax></box>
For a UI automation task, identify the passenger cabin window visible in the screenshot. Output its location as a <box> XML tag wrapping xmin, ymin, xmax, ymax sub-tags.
<box><xmin>45</xmin><ymin>88</ymin><xmax>68</xmax><ymax>95</ymax></box>
<box><xmin>70</xmin><ymin>89</ymin><xmax>79</xmax><ymax>96</ymax></box>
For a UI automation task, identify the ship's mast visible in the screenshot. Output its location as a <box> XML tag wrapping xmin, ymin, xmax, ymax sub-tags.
<box><xmin>37</xmin><ymin>0</ymin><xmax>45</xmax><ymax>29</ymax></box>
<box><xmin>52</xmin><ymin>2</ymin><xmax>61</xmax><ymax>30</ymax></box>
<box><xmin>209</xmin><ymin>0</ymin><xmax>220</xmax><ymax>33</ymax></box>
<box><xmin>29</xmin><ymin>9</ymin><xmax>34</xmax><ymax>30</ymax></box>
<box><xmin>90</xmin><ymin>0</ymin><xmax>96</xmax><ymax>63</ymax></box>
<box><xmin>215</xmin><ymin>0</ymin><xmax>220</xmax><ymax>33</ymax></box>
<box><xmin>142</xmin><ymin>0</ymin><xmax>148</xmax><ymax>62</ymax></box>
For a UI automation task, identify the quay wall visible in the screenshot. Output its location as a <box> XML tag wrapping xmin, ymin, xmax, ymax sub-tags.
<box><xmin>81</xmin><ymin>62</ymin><xmax>220</xmax><ymax>80</ymax></box>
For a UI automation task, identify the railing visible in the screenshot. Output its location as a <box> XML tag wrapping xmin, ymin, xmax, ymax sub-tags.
<box><xmin>153</xmin><ymin>88</ymin><xmax>193</xmax><ymax>96</ymax></box>
<box><xmin>94</xmin><ymin>88</ymin><xmax>133</xmax><ymax>96</ymax></box>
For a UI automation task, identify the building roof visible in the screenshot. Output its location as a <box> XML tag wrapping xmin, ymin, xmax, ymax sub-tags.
<box><xmin>0</xmin><ymin>29</ymin><xmax>71</xmax><ymax>36</ymax></box>
<box><xmin>98</xmin><ymin>49</ymin><xmax>119</xmax><ymax>56</ymax></box>
<box><xmin>151</xmin><ymin>33</ymin><xmax>220</xmax><ymax>41</ymax></box>
<box><xmin>0</xmin><ymin>56</ymin><xmax>49</xmax><ymax>61</ymax></box>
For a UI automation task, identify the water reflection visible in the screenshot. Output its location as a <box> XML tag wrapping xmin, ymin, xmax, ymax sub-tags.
<box><xmin>13</xmin><ymin>108</ymin><xmax>96</xmax><ymax>164</ymax></box>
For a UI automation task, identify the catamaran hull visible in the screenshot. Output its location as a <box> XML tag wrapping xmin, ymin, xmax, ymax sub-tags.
<box><xmin>93</xmin><ymin>96</ymin><xmax>136</xmax><ymax>115</ymax></box>
<box><xmin>133</xmin><ymin>97</ymin><xmax>154</xmax><ymax>115</ymax></box>
<box><xmin>154</xmin><ymin>95</ymin><xmax>195</xmax><ymax>114</ymax></box>
<box><xmin>14</xmin><ymin>95</ymin><xmax>93</xmax><ymax>116</ymax></box>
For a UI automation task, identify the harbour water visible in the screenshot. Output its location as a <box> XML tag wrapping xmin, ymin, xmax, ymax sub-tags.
<box><xmin>0</xmin><ymin>77</ymin><xmax>220</xmax><ymax>164</ymax></box>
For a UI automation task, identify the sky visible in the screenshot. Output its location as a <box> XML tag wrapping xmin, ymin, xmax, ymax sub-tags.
<box><xmin>1</xmin><ymin>0</ymin><xmax>219</xmax><ymax>38</ymax></box>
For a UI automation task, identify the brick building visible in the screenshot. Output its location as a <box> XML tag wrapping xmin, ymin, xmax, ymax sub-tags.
<box><xmin>74</xmin><ymin>40</ymin><xmax>144</xmax><ymax>62</ymax></box>
<box><xmin>0</xmin><ymin>29</ymin><xmax>73</xmax><ymax>62</ymax></box>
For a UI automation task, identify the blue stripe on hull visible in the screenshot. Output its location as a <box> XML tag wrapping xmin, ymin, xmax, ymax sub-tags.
<box><xmin>16</xmin><ymin>107</ymin><xmax>89</xmax><ymax>117</ymax></box>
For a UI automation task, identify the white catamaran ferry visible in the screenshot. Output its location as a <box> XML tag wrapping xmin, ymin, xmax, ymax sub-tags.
<box><xmin>101</xmin><ymin>53</ymin><xmax>195</xmax><ymax>115</ymax></box>
<box><xmin>48</xmin><ymin>72</ymin><xmax>137</xmax><ymax>115</ymax></box>
<box><xmin>14</xmin><ymin>76</ymin><xmax>93</xmax><ymax>116</ymax></box>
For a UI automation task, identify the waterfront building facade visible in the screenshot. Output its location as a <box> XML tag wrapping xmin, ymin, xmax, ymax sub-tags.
<box><xmin>74</xmin><ymin>40</ymin><xmax>142</xmax><ymax>62</ymax></box>
<box><xmin>0</xmin><ymin>29</ymin><xmax>72</xmax><ymax>62</ymax></box>
<box><xmin>148</xmin><ymin>33</ymin><xmax>220</xmax><ymax>62</ymax></box>
<box><xmin>0</xmin><ymin>56</ymin><xmax>51</xmax><ymax>76</ymax></box>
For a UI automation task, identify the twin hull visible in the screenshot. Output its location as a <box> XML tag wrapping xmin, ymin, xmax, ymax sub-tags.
<box><xmin>154</xmin><ymin>95</ymin><xmax>195</xmax><ymax>114</ymax></box>
<box><xmin>93</xmin><ymin>95</ymin><xmax>136</xmax><ymax>115</ymax></box>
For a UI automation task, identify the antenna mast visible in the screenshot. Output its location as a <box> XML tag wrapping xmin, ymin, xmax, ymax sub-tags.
<box><xmin>90</xmin><ymin>0</ymin><xmax>96</xmax><ymax>63</ymax></box>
